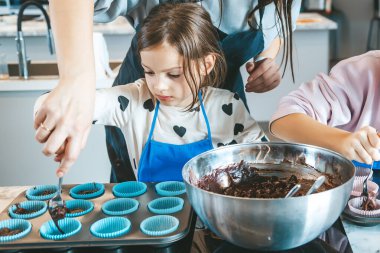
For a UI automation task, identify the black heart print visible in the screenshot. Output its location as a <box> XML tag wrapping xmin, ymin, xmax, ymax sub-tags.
<box><xmin>190</xmin><ymin>106</ymin><xmax>200</xmax><ymax>112</ymax></box>
<box><xmin>234</xmin><ymin>123</ymin><xmax>244</xmax><ymax>135</ymax></box>
<box><xmin>233</xmin><ymin>93</ymin><xmax>240</xmax><ymax>100</ymax></box>
<box><xmin>222</xmin><ymin>103</ymin><xmax>233</xmax><ymax>116</ymax></box>
<box><xmin>143</xmin><ymin>99</ymin><xmax>154</xmax><ymax>112</ymax></box>
<box><xmin>173</xmin><ymin>125</ymin><xmax>186</xmax><ymax>137</ymax></box>
<box><xmin>118</xmin><ymin>96</ymin><xmax>129</xmax><ymax>111</ymax></box>
<box><xmin>217</xmin><ymin>140</ymin><xmax>237</xmax><ymax>147</ymax></box>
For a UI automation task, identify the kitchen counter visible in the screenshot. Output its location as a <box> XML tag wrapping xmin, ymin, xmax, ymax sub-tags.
<box><xmin>0</xmin><ymin>186</ymin><xmax>379</xmax><ymax>253</ymax></box>
<box><xmin>0</xmin><ymin>13</ymin><xmax>333</xmax><ymax>37</ymax></box>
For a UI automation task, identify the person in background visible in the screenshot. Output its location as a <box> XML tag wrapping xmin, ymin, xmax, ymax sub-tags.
<box><xmin>34</xmin><ymin>0</ymin><xmax>301</xmax><ymax>181</ymax></box>
<box><xmin>35</xmin><ymin>3</ymin><xmax>264</xmax><ymax>182</ymax></box>
<box><xmin>270</xmin><ymin>50</ymin><xmax>380</xmax><ymax>169</ymax></box>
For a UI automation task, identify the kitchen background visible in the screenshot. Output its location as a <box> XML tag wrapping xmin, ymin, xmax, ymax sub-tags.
<box><xmin>0</xmin><ymin>0</ymin><xmax>378</xmax><ymax>186</ymax></box>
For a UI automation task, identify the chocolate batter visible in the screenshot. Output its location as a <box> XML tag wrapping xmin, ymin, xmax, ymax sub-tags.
<box><xmin>196</xmin><ymin>160</ymin><xmax>339</xmax><ymax>198</ymax></box>
<box><xmin>0</xmin><ymin>227</ymin><xmax>22</xmax><ymax>236</ymax></box>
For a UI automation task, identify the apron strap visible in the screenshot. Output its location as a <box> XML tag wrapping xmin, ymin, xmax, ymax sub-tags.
<box><xmin>147</xmin><ymin>101</ymin><xmax>160</xmax><ymax>141</ymax></box>
<box><xmin>198</xmin><ymin>91</ymin><xmax>212</xmax><ymax>141</ymax></box>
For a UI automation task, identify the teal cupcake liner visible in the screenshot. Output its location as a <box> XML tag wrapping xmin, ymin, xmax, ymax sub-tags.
<box><xmin>155</xmin><ymin>182</ymin><xmax>186</xmax><ymax>196</ymax></box>
<box><xmin>90</xmin><ymin>217</ymin><xmax>131</xmax><ymax>238</ymax></box>
<box><xmin>65</xmin><ymin>200</ymin><xmax>94</xmax><ymax>218</ymax></box>
<box><xmin>102</xmin><ymin>198</ymin><xmax>139</xmax><ymax>216</ymax></box>
<box><xmin>26</xmin><ymin>185</ymin><xmax>58</xmax><ymax>201</ymax></box>
<box><xmin>8</xmin><ymin>201</ymin><xmax>47</xmax><ymax>219</ymax></box>
<box><xmin>69</xmin><ymin>183</ymin><xmax>105</xmax><ymax>199</ymax></box>
<box><xmin>0</xmin><ymin>219</ymin><xmax>32</xmax><ymax>242</ymax></box>
<box><xmin>140</xmin><ymin>215</ymin><xmax>179</xmax><ymax>236</ymax></box>
<box><xmin>40</xmin><ymin>218</ymin><xmax>81</xmax><ymax>240</ymax></box>
<box><xmin>112</xmin><ymin>182</ymin><xmax>147</xmax><ymax>198</ymax></box>
<box><xmin>148</xmin><ymin>197</ymin><xmax>184</xmax><ymax>215</ymax></box>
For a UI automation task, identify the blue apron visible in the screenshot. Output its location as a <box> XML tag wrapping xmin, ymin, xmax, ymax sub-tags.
<box><xmin>108</xmin><ymin>10</ymin><xmax>265</xmax><ymax>182</ymax></box>
<box><xmin>137</xmin><ymin>92</ymin><xmax>214</xmax><ymax>182</ymax></box>
<box><xmin>352</xmin><ymin>160</ymin><xmax>380</xmax><ymax>170</ymax></box>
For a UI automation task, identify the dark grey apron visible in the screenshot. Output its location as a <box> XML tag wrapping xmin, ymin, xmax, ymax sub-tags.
<box><xmin>107</xmin><ymin>14</ymin><xmax>265</xmax><ymax>182</ymax></box>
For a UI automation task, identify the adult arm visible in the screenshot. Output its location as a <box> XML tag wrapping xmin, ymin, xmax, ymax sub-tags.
<box><xmin>34</xmin><ymin>0</ymin><xmax>96</xmax><ymax>177</ymax></box>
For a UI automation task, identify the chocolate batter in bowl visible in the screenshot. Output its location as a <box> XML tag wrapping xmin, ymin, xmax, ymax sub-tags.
<box><xmin>182</xmin><ymin>142</ymin><xmax>355</xmax><ymax>251</ymax></box>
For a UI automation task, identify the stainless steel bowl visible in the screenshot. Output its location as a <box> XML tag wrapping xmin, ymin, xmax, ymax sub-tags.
<box><xmin>182</xmin><ymin>142</ymin><xmax>355</xmax><ymax>251</ymax></box>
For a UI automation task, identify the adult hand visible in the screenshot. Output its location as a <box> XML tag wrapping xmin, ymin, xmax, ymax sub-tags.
<box><xmin>245</xmin><ymin>57</ymin><xmax>281</xmax><ymax>93</ymax></box>
<box><xmin>338</xmin><ymin>126</ymin><xmax>380</xmax><ymax>164</ymax></box>
<box><xmin>34</xmin><ymin>76</ymin><xmax>95</xmax><ymax>177</ymax></box>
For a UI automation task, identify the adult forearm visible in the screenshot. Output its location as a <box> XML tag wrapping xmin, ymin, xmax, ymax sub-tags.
<box><xmin>270</xmin><ymin>113</ymin><xmax>349</xmax><ymax>153</ymax></box>
<box><xmin>49</xmin><ymin>0</ymin><xmax>95</xmax><ymax>82</ymax></box>
<box><xmin>257</xmin><ymin>37</ymin><xmax>282</xmax><ymax>59</ymax></box>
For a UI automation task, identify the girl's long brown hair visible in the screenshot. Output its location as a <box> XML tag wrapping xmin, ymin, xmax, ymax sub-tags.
<box><xmin>249</xmin><ymin>0</ymin><xmax>295</xmax><ymax>81</ymax></box>
<box><xmin>137</xmin><ymin>3</ymin><xmax>227</xmax><ymax>110</ymax></box>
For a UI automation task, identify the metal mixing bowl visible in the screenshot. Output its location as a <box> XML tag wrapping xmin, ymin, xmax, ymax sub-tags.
<box><xmin>182</xmin><ymin>142</ymin><xmax>355</xmax><ymax>251</ymax></box>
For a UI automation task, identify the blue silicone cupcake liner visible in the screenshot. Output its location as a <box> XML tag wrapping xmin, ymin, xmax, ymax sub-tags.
<box><xmin>155</xmin><ymin>181</ymin><xmax>186</xmax><ymax>196</ymax></box>
<box><xmin>102</xmin><ymin>198</ymin><xmax>139</xmax><ymax>216</ymax></box>
<box><xmin>8</xmin><ymin>200</ymin><xmax>47</xmax><ymax>219</ymax></box>
<box><xmin>65</xmin><ymin>199</ymin><xmax>94</xmax><ymax>218</ymax></box>
<box><xmin>112</xmin><ymin>182</ymin><xmax>147</xmax><ymax>198</ymax></box>
<box><xmin>140</xmin><ymin>215</ymin><xmax>179</xmax><ymax>236</ymax></box>
<box><xmin>69</xmin><ymin>183</ymin><xmax>105</xmax><ymax>199</ymax></box>
<box><xmin>148</xmin><ymin>197</ymin><xmax>184</xmax><ymax>215</ymax></box>
<box><xmin>0</xmin><ymin>219</ymin><xmax>32</xmax><ymax>242</ymax></box>
<box><xmin>40</xmin><ymin>218</ymin><xmax>81</xmax><ymax>240</ymax></box>
<box><xmin>90</xmin><ymin>217</ymin><xmax>131</xmax><ymax>239</ymax></box>
<box><xmin>26</xmin><ymin>185</ymin><xmax>58</xmax><ymax>201</ymax></box>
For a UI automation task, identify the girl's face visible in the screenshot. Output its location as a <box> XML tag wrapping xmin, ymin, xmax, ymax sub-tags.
<box><xmin>140</xmin><ymin>41</ymin><xmax>193</xmax><ymax>108</ymax></box>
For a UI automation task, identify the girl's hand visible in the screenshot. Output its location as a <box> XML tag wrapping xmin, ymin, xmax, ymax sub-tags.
<box><xmin>338</xmin><ymin>126</ymin><xmax>380</xmax><ymax>164</ymax></box>
<box><xmin>245</xmin><ymin>58</ymin><xmax>281</xmax><ymax>93</ymax></box>
<box><xmin>34</xmin><ymin>76</ymin><xmax>95</xmax><ymax>177</ymax></box>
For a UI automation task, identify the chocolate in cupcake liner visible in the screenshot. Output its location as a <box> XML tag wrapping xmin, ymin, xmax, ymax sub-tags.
<box><xmin>140</xmin><ymin>215</ymin><xmax>179</xmax><ymax>236</ymax></box>
<box><xmin>112</xmin><ymin>182</ymin><xmax>147</xmax><ymax>198</ymax></box>
<box><xmin>40</xmin><ymin>218</ymin><xmax>82</xmax><ymax>240</ymax></box>
<box><xmin>148</xmin><ymin>197</ymin><xmax>184</xmax><ymax>215</ymax></box>
<box><xmin>155</xmin><ymin>181</ymin><xmax>186</xmax><ymax>197</ymax></box>
<box><xmin>355</xmin><ymin>166</ymin><xmax>374</xmax><ymax>182</ymax></box>
<box><xmin>102</xmin><ymin>198</ymin><xmax>139</xmax><ymax>216</ymax></box>
<box><xmin>69</xmin><ymin>183</ymin><xmax>105</xmax><ymax>199</ymax></box>
<box><xmin>65</xmin><ymin>199</ymin><xmax>94</xmax><ymax>218</ymax></box>
<box><xmin>90</xmin><ymin>217</ymin><xmax>131</xmax><ymax>238</ymax></box>
<box><xmin>348</xmin><ymin>196</ymin><xmax>380</xmax><ymax>217</ymax></box>
<box><xmin>0</xmin><ymin>219</ymin><xmax>32</xmax><ymax>242</ymax></box>
<box><xmin>26</xmin><ymin>185</ymin><xmax>58</xmax><ymax>201</ymax></box>
<box><xmin>8</xmin><ymin>200</ymin><xmax>47</xmax><ymax>219</ymax></box>
<box><xmin>351</xmin><ymin>179</ymin><xmax>379</xmax><ymax>197</ymax></box>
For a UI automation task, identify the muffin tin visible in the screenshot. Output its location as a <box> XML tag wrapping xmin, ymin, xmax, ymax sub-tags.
<box><xmin>0</xmin><ymin>182</ymin><xmax>194</xmax><ymax>251</ymax></box>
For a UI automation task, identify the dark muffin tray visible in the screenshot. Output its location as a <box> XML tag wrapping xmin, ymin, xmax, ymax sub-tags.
<box><xmin>0</xmin><ymin>183</ymin><xmax>194</xmax><ymax>251</ymax></box>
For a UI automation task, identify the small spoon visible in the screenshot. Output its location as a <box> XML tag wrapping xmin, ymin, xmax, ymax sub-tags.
<box><xmin>306</xmin><ymin>175</ymin><xmax>326</xmax><ymax>195</ymax></box>
<box><xmin>285</xmin><ymin>184</ymin><xmax>301</xmax><ymax>198</ymax></box>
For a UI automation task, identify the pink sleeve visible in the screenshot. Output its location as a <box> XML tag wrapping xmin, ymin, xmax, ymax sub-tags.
<box><xmin>270</xmin><ymin>51</ymin><xmax>380</xmax><ymax>132</ymax></box>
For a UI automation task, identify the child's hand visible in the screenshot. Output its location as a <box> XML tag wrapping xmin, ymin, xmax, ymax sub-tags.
<box><xmin>245</xmin><ymin>58</ymin><xmax>281</xmax><ymax>93</ymax></box>
<box><xmin>339</xmin><ymin>126</ymin><xmax>380</xmax><ymax>164</ymax></box>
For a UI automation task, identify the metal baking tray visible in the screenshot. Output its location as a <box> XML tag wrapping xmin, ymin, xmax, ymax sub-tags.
<box><xmin>0</xmin><ymin>183</ymin><xmax>195</xmax><ymax>251</ymax></box>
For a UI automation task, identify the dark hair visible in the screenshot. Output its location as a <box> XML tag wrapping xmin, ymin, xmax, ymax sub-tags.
<box><xmin>249</xmin><ymin>0</ymin><xmax>295</xmax><ymax>81</ymax></box>
<box><xmin>137</xmin><ymin>3</ymin><xmax>227</xmax><ymax>110</ymax></box>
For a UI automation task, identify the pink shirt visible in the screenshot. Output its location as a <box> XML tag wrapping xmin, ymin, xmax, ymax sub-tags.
<box><xmin>270</xmin><ymin>50</ymin><xmax>380</xmax><ymax>133</ymax></box>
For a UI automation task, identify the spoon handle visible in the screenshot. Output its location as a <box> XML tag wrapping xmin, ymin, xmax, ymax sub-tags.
<box><xmin>306</xmin><ymin>176</ymin><xmax>326</xmax><ymax>195</ymax></box>
<box><xmin>285</xmin><ymin>184</ymin><xmax>301</xmax><ymax>198</ymax></box>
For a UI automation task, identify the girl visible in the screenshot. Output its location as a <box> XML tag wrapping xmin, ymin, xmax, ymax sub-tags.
<box><xmin>270</xmin><ymin>51</ymin><xmax>380</xmax><ymax>169</ymax></box>
<box><xmin>35</xmin><ymin>0</ymin><xmax>301</xmax><ymax>180</ymax></box>
<box><xmin>36</xmin><ymin>3</ymin><xmax>264</xmax><ymax>182</ymax></box>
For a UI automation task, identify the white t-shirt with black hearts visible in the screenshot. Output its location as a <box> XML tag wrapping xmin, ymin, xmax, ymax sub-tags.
<box><xmin>93</xmin><ymin>78</ymin><xmax>264</xmax><ymax>176</ymax></box>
